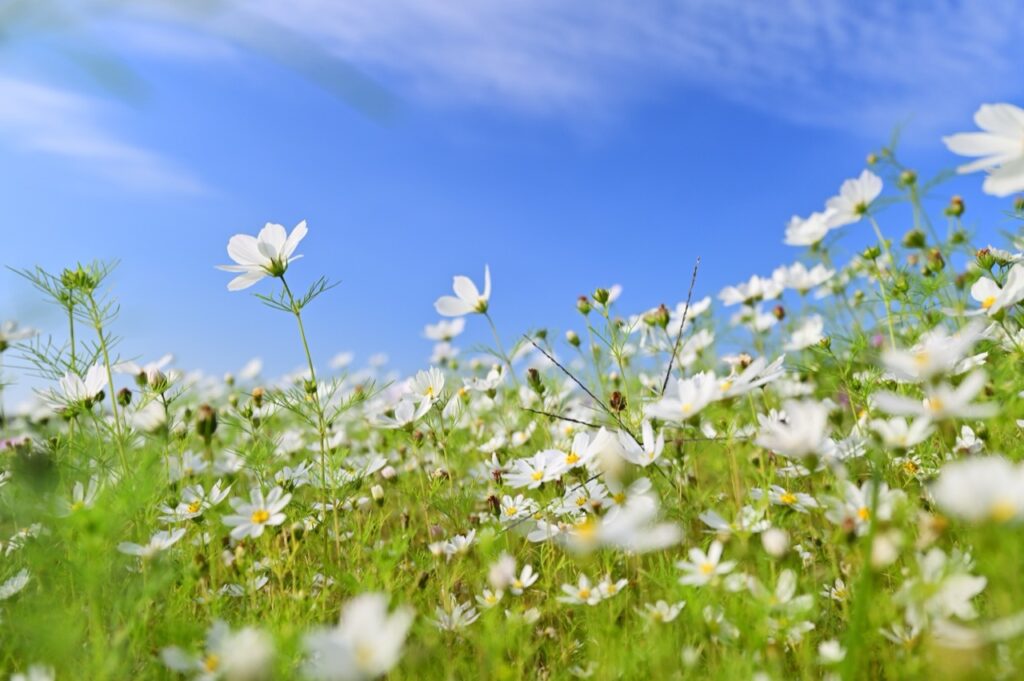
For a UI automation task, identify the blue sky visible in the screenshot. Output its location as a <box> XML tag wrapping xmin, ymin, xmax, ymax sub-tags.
<box><xmin>2</xmin><ymin>0</ymin><xmax>1024</xmax><ymax>403</ymax></box>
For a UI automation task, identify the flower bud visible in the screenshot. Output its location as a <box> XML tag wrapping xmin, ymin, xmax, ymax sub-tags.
<box><xmin>897</xmin><ymin>169</ymin><xmax>917</xmax><ymax>187</ymax></box>
<box><xmin>576</xmin><ymin>296</ymin><xmax>592</xmax><ymax>315</ymax></box>
<box><xmin>1015</xmin><ymin>196</ymin><xmax>1024</xmax><ymax>214</ymax></box>
<box><xmin>944</xmin><ymin>195</ymin><xmax>965</xmax><ymax>217</ymax></box>
<box><xmin>252</xmin><ymin>387</ymin><xmax>265</xmax><ymax>408</ymax></box>
<box><xmin>527</xmin><ymin>368</ymin><xmax>545</xmax><ymax>396</ymax></box>
<box><xmin>862</xmin><ymin>245</ymin><xmax>881</xmax><ymax>260</ymax></box>
<box><xmin>772</xmin><ymin>305</ymin><xmax>785</xmax><ymax>321</ymax></box>
<box><xmin>534</xmin><ymin>328</ymin><xmax>547</xmax><ymax>341</ymax></box>
<box><xmin>196</xmin><ymin>404</ymin><xmax>218</xmax><ymax>443</ymax></box>
<box><xmin>592</xmin><ymin>288</ymin><xmax>610</xmax><ymax>306</ymax></box>
<box><xmin>609</xmin><ymin>390</ymin><xmax>627</xmax><ymax>413</ymax></box>
<box><xmin>370</xmin><ymin>484</ymin><xmax>384</xmax><ymax>505</ymax></box>
<box><xmin>117</xmin><ymin>387</ymin><xmax>133</xmax><ymax>408</ymax></box>
<box><xmin>866</xmin><ymin>152</ymin><xmax>879</xmax><ymax>165</ymax></box>
<box><xmin>566</xmin><ymin>330</ymin><xmax>581</xmax><ymax>348</ymax></box>
<box><xmin>818</xmin><ymin>336</ymin><xmax>831</xmax><ymax>351</ymax></box>
<box><xmin>901</xmin><ymin>228</ymin><xmax>926</xmax><ymax>249</ymax></box>
<box><xmin>976</xmin><ymin>248</ymin><xmax>996</xmax><ymax>271</ymax></box>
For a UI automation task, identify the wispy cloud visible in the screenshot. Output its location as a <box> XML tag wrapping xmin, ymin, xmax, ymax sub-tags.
<box><xmin>0</xmin><ymin>76</ymin><xmax>206</xmax><ymax>194</ymax></box>
<box><xmin>242</xmin><ymin>0</ymin><xmax>1024</xmax><ymax>137</ymax></box>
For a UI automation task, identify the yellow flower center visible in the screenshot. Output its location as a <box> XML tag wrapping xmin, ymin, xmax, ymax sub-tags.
<box><xmin>699</xmin><ymin>562</ymin><xmax>715</xmax><ymax>575</ymax></box>
<box><xmin>71</xmin><ymin>501</ymin><xmax>85</xmax><ymax>512</ymax></box>
<box><xmin>203</xmin><ymin>655</ymin><xmax>220</xmax><ymax>673</ymax></box>
<box><xmin>902</xmin><ymin>460</ymin><xmax>918</xmax><ymax>474</ymax></box>
<box><xmin>251</xmin><ymin>509</ymin><xmax>270</xmax><ymax>524</ymax></box>
<box><xmin>857</xmin><ymin>506</ymin><xmax>870</xmax><ymax>521</ymax></box>
<box><xmin>565</xmin><ymin>452</ymin><xmax>580</xmax><ymax>465</ymax></box>
<box><xmin>720</xmin><ymin>380</ymin><xmax>733</xmax><ymax>392</ymax></box>
<box><xmin>531</xmin><ymin>470</ymin><xmax>544</xmax><ymax>481</ymax></box>
<box><xmin>982</xmin><ymin>295</ymin><xmax>997</xmax><ymax>310</ymax></box>
<box><xmin>913</xmin><ymin>351</ymin><xmax>929</xmax><ymax>367</ymax></box>
<box><xmin>578</xmin><ymin>587</ymin><xmax>591</xmax><ymax>599</ymax></box>
<box><xmin>505</xmin><ymin>506</ymin><xmax>518</xmax><ymax>516</ymax></box>
<box><xmin>613</xmin><ymin>492</ymin><xmax>626</xmax><ymax>505</ymax></box>
<box><xmin>927</xmin><ymin>397</ymin><xmax>944</xmax><ymax>413</ymax></box>
<box><xmin>188</xmin><ymin>500</ymin><xmax>202</xmax><ymax>514</ymax></box>
<box><xmin>680</xmin><ymin>402</ymin><xmax>693</xmax><ymax>414</ymax></box>
<box><xmin>779</xmin><ymin>492</ymin><xmax>798</xmax><ymax>505</ymax></box>
<box><xmin>990</xmin><ymin>500</ymin><xmax>1016</xmax><ymax>522</ymax></box>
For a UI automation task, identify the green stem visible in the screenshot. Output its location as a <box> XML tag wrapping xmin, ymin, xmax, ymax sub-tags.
<box><xmin>867</xmin><ymin>217</ymin><xmax>898</xmax><ymax>348</ymax></box>
<box><xmin>483</xmin><ymin>311</ymin><xmax>519</xmax><ymax>387</ymax></box>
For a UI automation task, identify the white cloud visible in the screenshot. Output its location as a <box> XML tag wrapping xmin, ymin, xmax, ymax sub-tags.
<box><xmin>0</xmin><ymin>76</ymin><xmax>206</xmax><ymax>194</ymax></box>
<box><xmin>239</xmin><ymin>0</ymin><xmax>1024</xmax><ymax>137</ymax></box>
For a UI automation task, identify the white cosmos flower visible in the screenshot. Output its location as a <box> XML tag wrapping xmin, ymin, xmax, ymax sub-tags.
<box><xmin>303</xmin><ymin>593</ymin><xmax>414</xmax><ymax>681</ymax></box>
<box><xmin>617</xmin><ymin>420</ymin><xmax>665</xmax><ymax>467</ymax></box>
<box><xmin>784</xmin><ymin>315</ymin><xmax>825</xmax><ymax>351</ymax></box>
<box><xmin>870</xmin><ymin>417</ymin><xmax>934</xmax><ymax>450</ymax></box>
<box><xmin>217</xmin><ymin>220</ymin><xmax>308</xmax><ymax>291</ymax></box>
<box><xmin>0</xmin><ymin>320</ymin><xmax>38</xmax><ymax>348</ymax></box>
<box><xmin>718</xmin><ymin>275</ymin><xmax>783</xmax><ymax>306</ymax></box>
<box><xmin>825</xmin><ymin>170</ymin><xmax>883</xmax><ymax>227</ymax></box>
<box><xmin>162</xmin><ymin>620</ymin><xmax>274</xmax><ymax>681</ymax></box>
<box><xmin>784</xmin><ymin>209</ymin><xmax>836</xmax><ymax>247</ymax></box>
<box><xmin>970</xmin><ymin>263</ymin><xmax>1024</xmax><ymax>316</ymax></box>
<box><xmin>424</xmin><ymin>318</ymin><xmax>466</xmax><ymax>341</ymax></box>
<box><xmin>773</xmin><ymin>262</ymin><xmax>835</xmax><ymax>293</ymax></box>
<box><xmin>677</xmin><ymin>540</ymin><xmax>735</xmax><ymax>587</ymax></box>
<box><xmin>117</xmin><ymin>528</ymin><xmax>186</xmax><ymax>559</ymax></box>
<box><xmin>881</xmin><ymin>322</ymin><xmax>985</xmax><ymax>382</ymax></box>
<box><xmin>931</xmin><ymin>456</ymin><xmax>1024</xmax><ymax>523</ymax></box>
<box><xmin>755</xmin><ymin>400</ymin><xmax>831</xmax><ymax>459</ymax></box>
<box><xmin>434</xmin><ymin>265</ymin><xmax>491</xmax><ymax>317</ymax></box>
<box><xmin>645</xmin><ymin>371</ymin><xmax>720</xmax><ymax>423</ymax></box>
<box><xmin>943</xmin><ymin>103</ymin><xmax>1024</xmax><ymax>196</ymax></box>
<box><xmin>222</xmin><ymin>486</ymin><xmax>292</xmax><ymax>540</ymax></box>
<box><xmin>872</xmin><ymin>371</ymin><xmax>996</xmax><ymax>420</ymax></box>
<box><xmin>56</xmin><ymin>363</ymin><xmax>108</xmax><ymax>404</ymax></box>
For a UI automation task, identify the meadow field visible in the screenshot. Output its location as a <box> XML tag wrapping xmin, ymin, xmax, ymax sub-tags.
<box><xmin>4</xmin><ymin>104</ymin><xmax>1024</xmax><ymax>680</ymax></box>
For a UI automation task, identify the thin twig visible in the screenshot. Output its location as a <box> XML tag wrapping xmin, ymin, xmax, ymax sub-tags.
<box><xmin>519</xmin><ymin>407</ymin><xmax>602</xmax><ymax>430</ymax></box>
<box><xmin>660</xmin><ymin>257</ymin><xmax>701</xmax><ymax>397</ymax></box>
<box><xmin>523</xmin><ymin>335</ymin><xmax>639</xmax><ymax>444</ymax></box>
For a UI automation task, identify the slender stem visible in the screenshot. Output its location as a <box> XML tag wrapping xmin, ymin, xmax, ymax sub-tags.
<box><xmin>85</xmin><ymin>293</ymin><xmax>125</xmax><ymax>468</ymax></box>
<box><xmin>483</xmin><ymin>311</ymin><xmax>519</xmax><ymax>387</ymax></box>
<box><xmin>867</xmin><ymin>217</ymin><xmax>898</xmax><ymax>348</ymax></box>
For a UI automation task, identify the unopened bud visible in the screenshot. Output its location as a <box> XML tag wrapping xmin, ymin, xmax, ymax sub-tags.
<box><xmin>901</xmin><ymin>228</ymin><xmax>926</xmax><ymax>249</ymax></box>
<box><xmin>898</xmin><ymin>169</ymin><xmax>917</xmax><ymax>187</ymax></box>
<box><xmin>527</xmin><ymin>368</ymin><xmax>545</xmax><ymax>396</ymax></box>
<box><xmin>944</xmin><ymin>195</ymin><xmax>965</xmax><ymax>218</ymax></box>
<box><xmin>196</xmin><ymin>404</ymin><xmax>218</xmax><ymax>443</ymax></box>
<box><xmin>866</xmin><ymin>152</ymin><xmax>879</xmax><ymax>165</ymax></box>
<box><xmin>117</xmin><ymin>387</ymin><xmax>133</xmax><ymax>408</ymax></box>
<box><xmin>862</xmin><ymin>245</ymin><xmax>881</xmax><ymax>260</ymax></box>
<box><xmin>576</xmin><ymin>296</ymin><xmax>592</xmax><ymax>315</ymax></box>
<box><xmin>566</xmin><ymin>330</ymin><xmax>580</xmax><ymax>348</ymax></box>
<box><xmin>252</xmin><ymin>386</ymin><xmax>265</xmax><ymax>408</ymax></box>
<box><xmin>609</xmin><ymin>391</ymin><xmax>627</xmax><ymax>413</ymax></box>
<box><xmin>370</xmin><ymin>484</ymin><xmax>384</xmax><ymax>505</ymax></box>
<box><xmin>592</xmin><ymin>288</ymin><xmax>610</xmax><ymax>306</ymax></box>
<box><xmin>645</xmin><ymin>304</ymin><xmax>670</xmax><ymax>329</ymax></box>
<box><xmin>976</xmin><ymin>248</ymin><xmax>996</xmax><ymax>271</ymax></box>
<box><xmin>772</xmin><ymin>305</ymin><xmax>785</xmax><ymax>321</ymax></box>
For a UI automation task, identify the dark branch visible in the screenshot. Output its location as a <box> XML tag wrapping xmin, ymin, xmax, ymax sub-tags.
<box><xmin>660</xmin><ymin>257</ymin><xmax>701</xmax><ymax>397</ymax></box>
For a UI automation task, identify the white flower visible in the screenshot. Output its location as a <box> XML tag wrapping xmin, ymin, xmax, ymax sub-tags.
<box><xmin>784</xmin><ymin>209</ymin><xmax>836</xmax><ymax>247</ymax></box>
<box><xmin>434</xmin><ymin>265</ymin><xmax>491</xmax><ymax>316</ymax></box>
<box><xmin>617</xmin><ymin>421</ymin><xmax>664</xmax><ymax>467</ymax></box>
<box><xmin>0</xmin><ymin>569</ymin><xmax>30</xmax><ymax>600</ymax></box>
<box><xmin>558</xmin><ymin>574</ymin><xmax>603</xmax><ymax>605</ymax></box>
<box><xmin>222</xmin><ymin>486</ymin><xmax>292</xmax><ymax>541</ymax></box>
<box><xmin>773</xmin><ymin>262</ymin><xmax>835</xmax><ymax>293</ymax></box>
<box><xmin>510</xmin><ymin>564</ymin><xmax>539</xmax><ymax>595</ymax></box>
<box><xmin>217</xmin><ymin>220</ymin><xmax>308</xmax><ymax>291</ymax></box>
<box><xmin>118</xmin><ymin>528</ymin><xmax>186</xmax><ymax>559</ymax></box>
<box><xmin>646</xmin><ymin>372</ymin><xmax>720</xmax><ymax>422</ymax></box>
<box><xmin>755</xmin><ymin>400</ymin><xmax>831</xmax><ymax>459</ymax></box>
<box><xmin>56</xmin><ymin>363</ymin><xmax>108</xmax><ymax>404</ymax></box>
<box><xmin>640</xmin><ymin>600</ymin><xmax>686</xmax><ymax>623</ymax></box>
<box><xmin>761</xmin><ymin>528</ymin><xmax>789</xmax><ymax>557</ymax></box>
<box><xmin>409</xmin><ymin>367</ymin><xmax>445</xmax><ymax>404</ymax></box>
<box><xmin>432</xmin><ymin>595</ymin><xmax>480</xmax><ymax>630</ymax></box>
<box><xmin>677</xmin><ymin>540</ymin><xmax>735</xmax><ymax>586</ymax></box>
<box><xmin>880</xmin><ymin>322</ymin><xmax>985</xmax><ymax>382</ymax></box>
<box><xmin>825</xmin><ymin>170</ymin><xmax>883</xmax><ymax>227</ymax></box>
<box><xmin>943</xmin><ymin>103</ymin><xmax>1024</xmax><ymax>196</ymax></box>
<box><xmin>872</xmin><ymin>371</ymin><xmax>996</xmax><ymax>420</ymax></box>
<box><xmin>870</xmin><ymin>417</ymin><xmax>934</xmax><ymax>450</ymax></box>
<box><xmin>931</xmin><ymin>456</ymin><xmax>1024</xmax><ymax>523</ymax></box>
<box><xmin>718</xmin><ymin>275</ymin><xmax>782</xmax><ymax>306</ymax></box>
<box><xmin>10</xmin><ymin>666</ymin><xmax>54</xmax><ymax>681</ymax></box>
<box><xmin>825</xmin><ymin>481</ymin><xmax>904</xmax><ymax>536</ymax></box>
<box><xmin>784</xmin><ymin>315</ymin><xmax>825</xmax><ymax>351</ymax></box>
<box><xmin>424</xmin><ymin>318</ymin><xmax>466</xmax><ymax>341</ymax></box>
<box><xmin>303</xmin><ymin>593</ymin><xmax>414</xmax><ymax>680</ymax></box>
<box><xmin>163</xmin><ymin>620</ymin><xmax>274</xmax><ymax>681</ymax></box>
<box><xmin>0</xmin><ymin>320</ymin><xmax>38</xmax><ymax>347</ymax></box>
<box><xmin>970</xmin><ymin>263</ymin><xmax>1024</xmax><ymax>315</ymax></box>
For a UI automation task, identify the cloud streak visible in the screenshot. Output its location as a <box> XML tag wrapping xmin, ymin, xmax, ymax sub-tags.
<box><xmin>0</xmin><ymin>76</ymin><xmax>206</xmax><ymax>194</ymax></box>
<box><xmin>243</xmin><ymin>0</ymin><xmax>1024</xmax><ymax>137</ymax></box>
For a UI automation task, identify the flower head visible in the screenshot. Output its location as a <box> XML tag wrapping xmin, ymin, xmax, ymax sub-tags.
<box><xmin>434</xmin><ymin>265</ymin><xmax>491</xmax><ymax>316</ymax></box>
<box><xmin>217</xmin><ymin>221</ymin><xmax>308</xmax><ymax>291</ymax></box>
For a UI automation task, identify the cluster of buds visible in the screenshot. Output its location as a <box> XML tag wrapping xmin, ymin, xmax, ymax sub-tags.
<box><xmin>643</xmin><ymin>304</ymin><xmax>671</xmax><ymax>330</ymax></box>
<box><xmin>527</xmin><ymin>368</ymin><xmax>545</xmax><ymax>397</ymax></box>
<box><xmin>195</xmin><ymin>404</ymin><xmax>218</xmax><ymax>447</ymax></box>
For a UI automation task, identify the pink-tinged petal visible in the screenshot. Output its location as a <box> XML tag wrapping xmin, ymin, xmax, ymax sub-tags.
<box><xmin>228</xmin><ymin>270</ymin><xmax>266</xmax><ymax>291</ymax></box>
<box><xmin>435</xmin><ymin>295</ymin><xmax>472</xmax><ymax>317</ymax></box>
<box><xmin>452</xmin><ymin>275</ymin><xmax>480</xmax><ymax>303</ymax></box>
<box><xmin>257</xmin><ymin>223</ymin><xmax>287</xmax><ymax>258</ymax></box>
<box><xmin>282</xmin><ymin>220</ymin><xmax>308</xmax><ymax>259</ymax></box>
<box><xmin>227</xmin><ymin>234</ymin><xmax>265</xmax><ymax>266</ymax></box>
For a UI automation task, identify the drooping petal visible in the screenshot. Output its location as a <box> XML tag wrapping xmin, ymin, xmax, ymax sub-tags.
<box><xmin>228</xmin><ymin>270</ymin><xmax>267</xmax><ymax>291</ymax></box>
